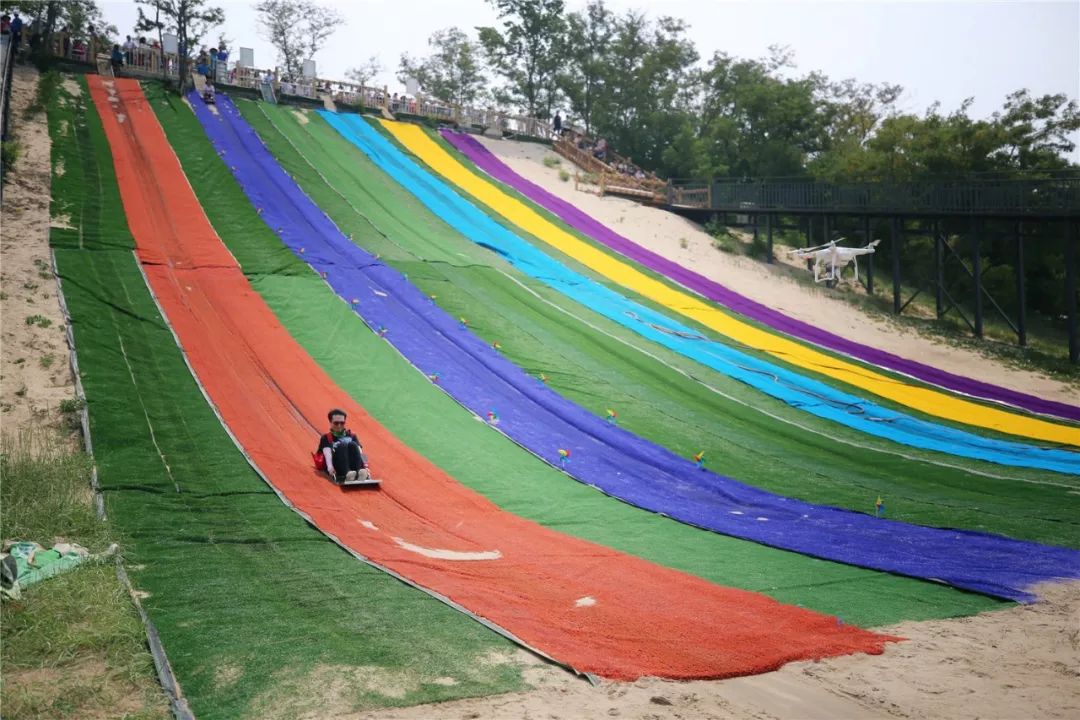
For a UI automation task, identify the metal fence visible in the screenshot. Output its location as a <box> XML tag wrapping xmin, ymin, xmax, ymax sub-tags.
<box><xmin>668</xmin><ymin>176</ymin><xmax>1080</xmax><ymax>218</ymax></box>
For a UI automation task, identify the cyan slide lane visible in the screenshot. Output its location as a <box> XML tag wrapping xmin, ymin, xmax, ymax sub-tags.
<box><xmin>440</xmin><ymin>129</ymin><xmax>1080</xmax><ymax>424</ymax></box>
<box><xmin>322</xmin><ymin>110</ymin><xmax>1079</xmax><ymax>476</ymax></box>
<box><xmin>190</xmin><ymin>93</ymin><xmax>1080</xmax><ymax>603</ymax></box>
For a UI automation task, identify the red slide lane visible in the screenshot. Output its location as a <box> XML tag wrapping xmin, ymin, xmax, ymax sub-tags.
<box><xmin>88</xmin><ymin>76</ymin><xmax>896</xmax><ymax>680</ymax></box>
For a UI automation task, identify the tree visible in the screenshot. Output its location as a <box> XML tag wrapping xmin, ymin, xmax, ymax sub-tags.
<box><xmin>254</xmin><ymin>0</ymin><xmax>342</xmax><ymax>79</ymax></box>
<box><xmin>345</xmin><ymin>55</ymin><xmax>382</xmax><ymax>88</ymax></box>
<box><xmin>3</xmin><ymin>1</ymin><xmax>115</xmax><ymax>58</ymax></box>
<box><xmin>589</xmin><ymin>11</ymin><xmax>697</xmax><ymax>171</ymax></box>
<box><xmin>134</xmin><ymin>0</ymin><xmax>224</xmax><ymax>90</ymax></box>
<box><xmin>560</xmin><ymin>0</ymin><xmax>613</xmax><ymax>133</ymax></box>
<box><xmin>399</xmin><ymin>27</ymin><xmax>486</xmax><ymax>107</ymax></box>
<box><xmin>477</xmin><ymin>0</ymin><xmax>565</xmax><ymax>117</ymax></box>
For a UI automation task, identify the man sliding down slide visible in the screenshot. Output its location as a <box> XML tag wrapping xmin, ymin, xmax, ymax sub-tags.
<box><xmin>315</xmin><ymin>409</ymin><xmax>378</xmax><ymax>486</ymax></box>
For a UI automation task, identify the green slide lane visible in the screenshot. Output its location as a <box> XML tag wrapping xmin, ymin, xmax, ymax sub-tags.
<box><xmin>141</xmin><ymin>90</ymin><xmax>1015</xmax><ymax>624</ymax></box>
<box><xmin>49</xmin><ymin>77</ymin><xmax>528</xmax><ymax>718</ymax></box>
<box><xmin>242</xmin><ymin>102</ymin><xmax>1079</xmax><ymax>549</ymax></box>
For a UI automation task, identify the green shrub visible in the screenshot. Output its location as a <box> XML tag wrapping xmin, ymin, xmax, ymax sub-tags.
<box><xmin>558</xmin><ymin>169</ymin><xmax>570</xmax><ymax>182</ymax></box>
<box><xmin>1</xmin><ymin>140</ymin><xmax>21</xmax><ymax>180</ymax></box>
<box><xmin>542</xmin><ymin>155</ymin><xmax>561</xmax><ymax>168</ymax></box>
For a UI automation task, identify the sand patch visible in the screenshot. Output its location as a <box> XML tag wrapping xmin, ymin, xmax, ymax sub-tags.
<box><xmin>50</xmin><ymin>213</ymin><xmax>73</xmax><ymax>229</ymax></box>
<box><xmin>251</xmin><ymin>664</ymin><xmax>430</xmax><ymax>719</ymax></box>
<box><xmin>61</xmin><ymin>77</ymin><xmax>82</xmax><ymax>97</ymax></box>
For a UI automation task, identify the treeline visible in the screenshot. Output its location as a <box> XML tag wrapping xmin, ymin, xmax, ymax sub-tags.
<box><xmin>404</xmin><ymin>0</ymin><xmax>1080</xmax><ymax>184</ymax></box>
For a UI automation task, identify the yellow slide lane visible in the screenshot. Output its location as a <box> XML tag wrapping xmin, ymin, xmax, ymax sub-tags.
<box><xmin>380</xmin><ymin>119</ymin><xmax>1080</xmax><ymax>448</ymax></box>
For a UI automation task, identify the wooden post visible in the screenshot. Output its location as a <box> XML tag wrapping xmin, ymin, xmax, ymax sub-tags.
<box><xmin>864</xmin><ymin>215</ymin><xmax>874</xmax><ymax>295</ymax></box>
<box><xmin>1067</xmin><ymin>220</ymin><xmax>1078</xmax><ymax>364</ymax></box>
<box><xmin>1015</xmin><ymin>221</ymin><xmax>1027</xmax><ymax>347</ymax></box>
<box><xmin>766</xmin><ymin>213</ymin><xmax>774</xmax><ymax>263</ymax></box>
<box><xmin>972</xmin><ymin>216</ymin><xmax>983</xmax><ymax>338</ymax></box>
<box><xmin>891</xmin><ymin>217</ymin><xmax>901</xmax><ymax>313</ymax></box>
<box><xmin>935</xmin><ymin>220</ymin><xmax>944</xmax><ymax>318</ymax></box>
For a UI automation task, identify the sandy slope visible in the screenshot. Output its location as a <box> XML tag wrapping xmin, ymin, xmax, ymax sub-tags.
<box><xmin>475</xmin><ymin>135</ymin><xmax>1079</xmax><ymax>406</ymax></box>
<box><xmin>0</xmin><ymin>65</ymin><xmax>74</xmax><ymax>436</ymax></box>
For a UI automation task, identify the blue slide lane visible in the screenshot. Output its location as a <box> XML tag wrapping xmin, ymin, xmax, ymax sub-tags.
<box><xmin>321</xmin><ymin>111</ymin><xmax>1079</xmax><ymax>476</ymax></box>
<box><xmin>190</xmin><ymin>92</ymin><xmax>1080</xmax><ymax>603</ymax></box>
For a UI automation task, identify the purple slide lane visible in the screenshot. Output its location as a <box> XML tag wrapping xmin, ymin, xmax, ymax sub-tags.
<box><xmin>440</xmin><ymin>130</ymin><xmax>1080</xmax><ymax>424</ymax></box>
<box><xmin>188</xmin><ymin>92</ymin><xmax>1080</xmax><ymax>603</ymax></box>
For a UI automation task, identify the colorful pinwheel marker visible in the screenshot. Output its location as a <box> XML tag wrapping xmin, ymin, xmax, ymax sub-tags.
<box><xmin>429</xmin><ymin>293</ymin><xmax>437</xmax><ymax>303</ymax></box>
<box><xmin>558</xmin><ymin>448</ymin><xmax>571</xmax><ymax>467</ymax></box>
<box><xmin>693</xmin><ymin>451</ymin><xmax>705</xmax><ymax>469</ymax></box>
<box><xmin>875</xmin><ymin>496</ymin><xmax>884</xmax><ymax>517</ymax></box>
<box><xmin>377</xmin><ymin>326</ymin><xmax>388</xmax><ymax>337</ymax></box>
<box><xmin>350</xmin><ymin>298</ymin><xmax>359</xmax><ymax>305</ymax></box>
<box><xmin>299</xmin><ymin>247</ymin><xmax>306</xmax><ymax>254</ymax></box>
<box><xmin>492</xmin><ymin>341</ymin><xmax>502</xmax><ymax>351</ymax></box>
<box><xmin>606</xmin><ymin>408</ymin><xmax>617</xmax><ymax>423</ymax></box>
<box><xmin>428</xmin><ymin>372</ymin><xmax>441</xmax><ymax>383</ymax></box>
<box><xmin>539</xmin><ymin>373</ymin><xmax>548</xmax><ymax>384</ymax></box>
<box><xmin>487</xmin><ymin>410</ymin><xmax>499</xmax><ymax>426</ymax></box>
<box><xmin>459</xmin><ymin>317</ymin><xmax>468</xmax><ymax>329</ymax></box>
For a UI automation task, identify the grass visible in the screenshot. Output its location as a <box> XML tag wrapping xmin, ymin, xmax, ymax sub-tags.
<box><xmin>0</xmin><ymin>430</ymin><xmax>170</xmax><ymax>720</ymax></box>
<box><xmin>2</xmin><ymin>140</ymin><xmax>22</xmax><ymax>180</ymax></box>
<box><xmin>542</xmin><ymin>154</ymin><xmax>561</xmax><ymax>168</ymax></box>
<box><xmin>24</xmin><ymin>315</ymin><xmax>52</xmax><ymax>328</ymax></box>
<box><xmin>558</xmin><ymin>168</ymin><xmax>569</xmax><ymax>182</ymax></box>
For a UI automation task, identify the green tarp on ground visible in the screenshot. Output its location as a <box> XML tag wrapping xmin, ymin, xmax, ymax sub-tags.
<box><xmin>49</xmin><ymin>76</ymin><xmax>528</xmax><ymax>719</ymax></box>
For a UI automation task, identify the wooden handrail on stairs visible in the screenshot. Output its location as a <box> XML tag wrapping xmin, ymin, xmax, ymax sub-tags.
<box><xmin>554</xmin><ymin>135</ymin><xmax>668</xmax><ymax>203</ymax></box>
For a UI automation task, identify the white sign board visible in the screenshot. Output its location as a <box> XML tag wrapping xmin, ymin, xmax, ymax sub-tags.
<box><xmin>162</xmin><ymin>33</ymin><xmax>178</xmax><ymax>55</ymax></box>
<box><xmin>239</xmin><ymin>47</ymin><xmax>254</xmax><ymax>68</ymax></box>
<box><xmin>302</xmin><ymin>59</ymin><xmax>316</xmax><ymax>79</ymax></box>
<box><xmin>405</xmin><ymin>76</ymin><xmax>420</xmax><ymax>96</ymax></box>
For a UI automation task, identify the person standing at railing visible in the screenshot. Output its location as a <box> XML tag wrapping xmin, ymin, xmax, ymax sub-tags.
<box><xmin>110</xmin><ymin>44</ymin><xmax>124</xmax><ymax>74</ymax></box>
<box><xmin>9</xmin><ymin>13</ymin><xmax>22</xmax><ymax>51</ymax></box>
<box><xmin>123</xmin><ymin>35</ymin><xmax>135</xmax><ymax>66</ymax></box>
<box><xmin>553</xmin><ymin>111</ymin><xmax>562</xmax><ymax>138</ymax></box>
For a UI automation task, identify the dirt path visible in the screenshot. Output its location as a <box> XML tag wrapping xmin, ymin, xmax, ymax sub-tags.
<box><xmin>477</xmin><ymin>136</ymin><xmax>1079</xmax><ymax>406</ymax></box>
<box><xmin>0</xmin><ymin>64</ymin><xmax>74</xmax><ymax>436</ymax></box>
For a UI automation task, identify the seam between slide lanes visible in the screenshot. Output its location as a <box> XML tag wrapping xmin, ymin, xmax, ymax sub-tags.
<box><xmin>382</xmin><ymin>120</ymin><xmax>1078</xmax><ymax>447</ymax></box>
<box><xmin>323</xmin><ymin>112</ymin><xmax>1079</xmax><ymax>474</ymax></box>
<box><xmin>205</xmin><ymin>96</ymin><xmax>1080</xmax><ymax>602</ymax></box>
<box><xmin>90</xmin><ymin>75</ymin><xmax>898</xmax><ymax>682</ymax></box>
<box><xmin>442</xmin><ymin>130</ymin><xmax>1079</xmax><ymax>424</ymax></box>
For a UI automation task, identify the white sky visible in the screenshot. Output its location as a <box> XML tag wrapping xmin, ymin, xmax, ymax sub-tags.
<box><xmin>101</xmin><ymin>0</ymin><xmax>1080</xmax><ymax>160</ymax></box>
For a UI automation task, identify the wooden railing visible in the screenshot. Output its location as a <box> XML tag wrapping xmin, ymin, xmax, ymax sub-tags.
<box><xmin>553</xmin><ymin>133</ymin><xmax>668</xmax><ymax>202</ymax></box>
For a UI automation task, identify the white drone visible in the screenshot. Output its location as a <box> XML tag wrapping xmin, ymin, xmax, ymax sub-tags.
<box><xmin>789</xmin><ymin>238</ymin><xmax>881</xmax><ymax>285</ymax></box>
